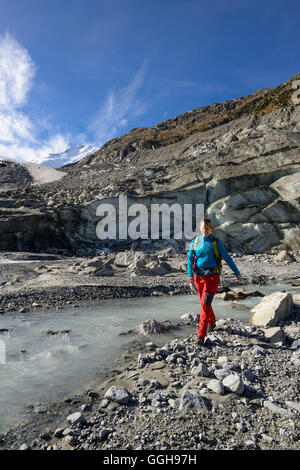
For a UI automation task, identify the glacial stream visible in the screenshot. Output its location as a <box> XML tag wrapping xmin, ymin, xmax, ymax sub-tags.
<box><xmin>0</xmin><ymin>282</ymin><xmax>299</xmax><ymax>433</ymax></box>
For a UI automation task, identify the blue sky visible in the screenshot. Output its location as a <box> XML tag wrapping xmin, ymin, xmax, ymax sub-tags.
<box><xmin>0</xmin><ymin>0</ymin><xmax>299</xmax><ymax>163</ymax></box>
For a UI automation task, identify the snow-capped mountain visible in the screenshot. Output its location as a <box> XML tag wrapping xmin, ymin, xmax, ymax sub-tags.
<box><xmin>32</xmin><ymin>144</ymin><xmax>99</xmax><ymax>169</ymax></box>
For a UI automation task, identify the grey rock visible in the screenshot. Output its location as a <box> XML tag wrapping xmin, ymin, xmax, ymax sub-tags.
<box><xmin>99</xmin><ymin>429</ymin><xmax>109</xmax><ymax>439</ymax></box>
<box><xmin>165</xmin><ymin>354</ymin><xmax>176</xmax><ymax>363</ymax></box>
<box><xmin>33</xmin><ymin>403</ymin><xmax>48</xmax><ymax>414</ymax></box>
<box><xmin>191</xmin><ymin>363</ymin><xmax>210</xmax><ymax>377</ymax></box>
<box><xmin>285</xmin><ymin>401</ymin><xmax>300</xmax><ymax>413</ymax></box>
<box><xmin>262</xmin><ymin>327</ymin><xmax>286</xmax><ymax>344</ymax></box>
<box><xmin>180</xmin><ymin>312</ymin><xmax>199</xmax><ymax>324</ymax></box>
<box><xmin>222</xmin><ymin>374</ymin><xmax>244</xmax><ymax>395</ymax></box>
<box><xmin>54</xmin><ymin>428</ymin><xmax>65</xmax><ymax>438</ymax></box>
<box><xmin>214</xmin><ymin>368</ymin><xmax>231</xmax><ymax>381</ymax></box>
<box><xmin>207</xmin><ymin>379</ymin><xmax>224</xmax><ymax>395</ymax></box>
<box><xmin>66</xmin><ymin>412</ymin><xmax>86</xmax><ymax>425</ymax></box>
<box><xmin>290</xmin><ymin>339</ymin><xmax>300</xmax><ymax>350</ymax></box>
<box><xmin>243</xmin><ymin>370</ymin><xmax>256</xmax><ymax>382</ymax></box>
<box><xmin>291</xmin><ymin>349</ymin><xmax>300</xmax><ymax>365</ymax></box>
<box><xmin>179</xmin><ymin>389</ymin><xmax>210</xmax><ymax>411</ymax></box>
<box><xmin>158</xmin><ymin>347</ymin><xmax>170</xmax><ymax>358</ymax></box>
<box><xmin>263</xmin><ymin>401</ymin><xmax>295</xmax><ymax>418</ymax></box>
<box><xmin>104</xmin><ymin>386</ymin><xmax>130</xmax><ymax>404</ymax></box>
<box><xmin>99</xmin><ymin>399</ymin><xmax>109</xmax><ymax>409</ymax></box>
<box><xmin>19</xmin><ymin>444</ymin><xmax>30</xmax><ymax>450</ymax></box>
<box><xmin>62</xmin><ymin>428</ymin><xmax>75</xmax><ymax>436</ymax></box>
<box><xmin>132</xmin><ymin>318</ymin><xmax>175</xmax><ymax>336</ymax></box>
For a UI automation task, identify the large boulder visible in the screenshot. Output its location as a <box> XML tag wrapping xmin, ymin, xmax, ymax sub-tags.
<box><xmin>250</xmin><ymin>291</ymin><xmax>293</xmax><ymax>327</ymax></box>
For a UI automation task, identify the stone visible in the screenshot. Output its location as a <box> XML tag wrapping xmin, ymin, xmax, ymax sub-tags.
<box><xmin>34</xmin><ymin>403</ymin><xmax>48</xmax><ymax>414</ymax></box>
<box><xmin>243</xmin><ymin>370</ymin><xmax>256</xmax><ymax>382</ymax></box>
<box><xmin>99</xmin><ymin>429</ymin><xmax>109</xmax><ymax>439</ymax></box>
<box><xmin>62</xmin><ymin>428</ymin><xmax>74</xmax><ymax>436</ymax></box>
<box><xmin>263</xmin><ymin>401</ymin><xmax>295</xmax><ymax>418</ymax></box>
<box><xmin>158</xmin><ymin>347</ymin><xmax>170</xmax><ymax>358</ymax></box>
<box><xmin>132</xmin><ymin>319</ymin><xmax>175</xmax><ymax>335</ymax></box>
<box><xmin>285</xmin><ymin>401</ymin><xmax>300</xmax><ymax>413</ymax></box>
<box><xmin>19</xmin><ymin>307</ymin><xmax>29</xmax><ymax>313</ymax></box>
<box><xmin>54</xmin><ymin>428</ymin><xmax>65</xmax><ymax>438</ymax></box>
<box><xmin>250</xmin><ymin>292</ymin><xmax>292</xmax><ymax>327</ymax></box>
<box><xmin>191</xmin><ymin>363</ymin><xmax>210</xmax><ymax>377</ymax></box>
<box><xmin>19</xmin><ymin>444</ymin><xmax>30</xmax><ymax>450</ymax></box>
<box><xmin>66</xmin><ymin>412</ymin><xmax>86</xmax><ymax>425</ymax></box>
<box><xmin>104</xmin><ymin>386</ymin><xmax>130</xmax><ymax>405</ymax></box>
<box><xmin>207</xmin><ymin>379</ymin><xmax>224</xmax><ymax>395</ymax></box>
<box><xmin>114</xmin><ymin>252</ymin><xmax>137</xmax><ymax>267</ymax></box>
<box><xmin>291</xmin><ymin>349</ymin><xmax>300</xmax><ymax>366</ymax></box>
<box><xmin>262</xmin><ymin>327</ymin><xmax>286</xmax><ymax>344</ymax></box>
<box><xmin>290</xmin><ymin>339</ymin><xmax>300</xmax><ymax>350</ymax></box>
<box><xmin>180</xmin><ymin>312</ymin><xmax>199</xmax><ymax>324</ymax></box>
<box><xmin>273</xmin><ymin>250</ymin><xmax>295</xmax><ymax>263</ymax></box>
<box><xmin>214</xmin><ymin>368</ymin><xmax>231</xmax><ymax>381</ymax></box>
<box><xmin>179</xmin><ymin>389</ymin><xmax>210</xmax><ymax>411</ymax></box>
<box><xmin>222</xmin><ymin>374</ymin><xmax>244</xmax><ymax>395</ymax></box>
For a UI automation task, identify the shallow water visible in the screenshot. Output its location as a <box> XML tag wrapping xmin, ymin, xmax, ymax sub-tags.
<box><xmin>0</xmin><ymin>281</ymin><xmax>298</xmax><ymax>433</ymax></box>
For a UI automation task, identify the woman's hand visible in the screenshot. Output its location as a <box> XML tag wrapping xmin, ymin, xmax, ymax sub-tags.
<box><xmin>187</xmin><ymin>277</ymin><xmax>194</xmax><ymax>284</ymax></box>
<box><xmin>236</xmin><ymin>275</ymin><xmax>241</xmax><ymax>280</ymax></box>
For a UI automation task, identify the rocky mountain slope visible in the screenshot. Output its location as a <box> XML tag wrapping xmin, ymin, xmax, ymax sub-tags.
<box><xmin>0</xmin><ymin>73</ymin><xmax>299</xmax><ymax>254</ymax></box>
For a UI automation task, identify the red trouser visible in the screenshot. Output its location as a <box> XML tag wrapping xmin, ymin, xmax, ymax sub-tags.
<box><xmin>193</xmin><ymin>273</ymin><xmax>220</xmax><ymax>339</ymax></box>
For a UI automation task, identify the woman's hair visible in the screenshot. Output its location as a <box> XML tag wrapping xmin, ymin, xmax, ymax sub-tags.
<box><xmin>200</xmin><ymin>218</ymin><xmax>213</xmax><ymax>230</ymax></box>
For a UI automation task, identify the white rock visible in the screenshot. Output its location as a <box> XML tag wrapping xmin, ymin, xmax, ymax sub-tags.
<box><xmin>104</xmin><ymin>386</ymin><xmax>130</xmax><ymax>404</ymax></box>
<box><xmin>66</xmin><ymin>412</ymin><xmax>86</xmax><ymax>425</ymax></box>
<box><xmin>222</xmin><ymin>374</ymin><xmax>244</xmax><ymax>395</ymax></box>
<box><xmin>250</xmin><ymin>292</ymin><xmax>292</xmax><ymax>327</ymax></box>
<box><xmin>207</xmin><ymin>379</ymin><xmax>224</xmax><ymax>395</ymax></box>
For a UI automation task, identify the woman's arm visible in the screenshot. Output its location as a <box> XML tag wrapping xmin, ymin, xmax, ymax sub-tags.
<box><xmin>217</xmin><ymin>239</ymin><xmax>241</xmax><ymax>276</ymax></box>
<box><xmin>186</xmin><ymin>239</ymin><xmax>196</xmax><ymax>279</ymax></box>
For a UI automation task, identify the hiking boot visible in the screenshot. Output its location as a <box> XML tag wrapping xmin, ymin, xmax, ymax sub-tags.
<box><xmin>195</xmin><ymin>336</ymin><xmax>205</xmax><ymax>346</ymax></box>
<box><xmin>208</xmin><ymin>324</ymin><xmax>216</xmax><ymax>332</ymax></box>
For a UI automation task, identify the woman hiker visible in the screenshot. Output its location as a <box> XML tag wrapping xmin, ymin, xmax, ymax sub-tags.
<box><xmin>187</xmin><ymin>218</ymin><xmax>241</xmax><ymax>346</ymax></box>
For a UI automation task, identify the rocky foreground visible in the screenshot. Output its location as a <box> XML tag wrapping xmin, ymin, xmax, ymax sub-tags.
<box><xmin>0</xmin><ymin>293</ymin><xmax>300</xmax><ymax>451</ymax></box>
<box><xmin>0</xmin><ymin>247</ymin><xmax>299</xmax><ymax>451</ymax></box>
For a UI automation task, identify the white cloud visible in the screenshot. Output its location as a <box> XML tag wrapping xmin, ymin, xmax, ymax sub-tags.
<box><xmin>0</xmin><ymin>133</ymin><xmax>70</xmax><ymax>163</ymax></box>
<box><xmin>0</xmin><ymin>32</ymin><xmax>36</xmax><ymax>109</ymax></box>
<box><xmin>0</xmin><ymin>110</ymin><xmax>35</xmax><ymax>143</ymax></box>
<box><xmin>0</xmin><ymin>32</ymin><xmax>71</xmax><ymax>164</ymax></box>
<box><xmin>89</xmin><ymin>62</ymin><xmax>149</xmax><ymax>144</ymax></box>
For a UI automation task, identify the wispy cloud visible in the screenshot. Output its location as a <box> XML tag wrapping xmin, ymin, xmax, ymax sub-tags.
<box><xmin>0</xmin><ymin>31</ymin><xmax>36</xmax><ymax>109</ymax></box>
<box><xmin>89</xmin><ymin>61</ymin><xmax>149</xmax><ymax>145</ymax></box>
<box><xmin>0</xmin><ymin>32</ymin><xmax>70</xmax><ymax>163</ymax></box>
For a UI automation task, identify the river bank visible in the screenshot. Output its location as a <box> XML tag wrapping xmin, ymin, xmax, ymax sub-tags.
<box><xmin>0</xmin><ymin>300</ymin><xmax>299</xmax><ymax>451</ymax></box>
<box><xmin>1</xmin><ymin>250</ymin><xmax>300</xmax><ymax>314</ymax></box>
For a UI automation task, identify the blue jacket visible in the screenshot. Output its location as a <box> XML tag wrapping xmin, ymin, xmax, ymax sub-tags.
<box><xmin>187</xmin><ymin>234</ymin><xmax>240</xmax><ymax>277</ymax></box>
